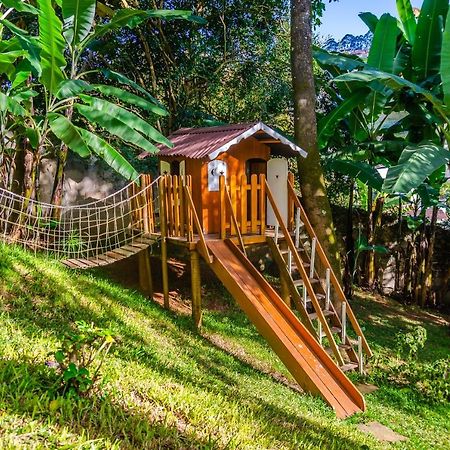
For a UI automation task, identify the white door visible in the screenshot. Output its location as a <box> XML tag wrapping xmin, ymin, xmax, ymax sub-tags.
<box><xmin>160</xmin><ymin>160</ymin><xmax>171</xmax><ymax>175</ymax></box>
<box><xmin>267</xmin><ymin>158</ymin><xmax>288</xmax><ymax>226</ymax></box>
<box><xmin>179</xmin><ymin>160</ymin><xmax>186</xmax><ymax>177</ymax></box>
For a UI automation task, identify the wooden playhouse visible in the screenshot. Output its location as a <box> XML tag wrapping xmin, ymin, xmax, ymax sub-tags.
<box><xmin>3</xmin><ymin>118</ymin><xmax>373</xmax><ymax>417</ymax></box>
<box><xmin>156</xmin><ymin>122</ymin><xmax>306</xmax><ymax>236</ymax></box>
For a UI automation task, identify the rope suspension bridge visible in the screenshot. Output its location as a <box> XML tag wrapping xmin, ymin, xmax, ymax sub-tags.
<box><xmin>0</xmin><ymin>175</ymin><xmax>161</xmax><ymax>269</ymax></box>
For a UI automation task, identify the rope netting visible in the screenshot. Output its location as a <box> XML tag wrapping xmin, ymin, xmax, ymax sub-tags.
<box><xmin>0</xmin><ymin>175</ymin><xmax>160</xmax><ymax>262</ymax></box>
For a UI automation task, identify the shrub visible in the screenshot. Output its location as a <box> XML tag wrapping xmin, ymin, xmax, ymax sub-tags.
<box><xmin>396</xmin><ymin>325</ymin><xmax>427</xmax><ymax>358</ymax></box>
<box><xmin>48</xmin><ymin>321</ymin><xmax>115</xmax><ymax>396</ymax></box>
<box><xmin>369</xmin><ymin>326</ymin><xmax>449</xmax><ymax>404</ymax></box>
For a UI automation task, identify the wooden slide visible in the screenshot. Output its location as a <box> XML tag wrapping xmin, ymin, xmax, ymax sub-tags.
<box><xmin>206</xmin><ymin>239</ymin><xmax>365</xmax><ymax>418</ymax></box>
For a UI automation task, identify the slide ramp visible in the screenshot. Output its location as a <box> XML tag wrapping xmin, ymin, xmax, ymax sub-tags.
<box><xmin>207</xmin><ymin>239</ymin><xmax>365</xmax><ymax>418</ymax></box>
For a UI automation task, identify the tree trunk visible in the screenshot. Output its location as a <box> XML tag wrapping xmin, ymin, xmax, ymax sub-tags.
<box><xmin>368</xmin><ymin>195</ymin><xmax>385</xmax><ymax>289</ymax></box>
<box><xmin>11</xmin><ymin>143</ymin><xmax>37</xmax><ymax>240</ymax></box>
<box><xmin>50</xmin><ymin>143</ymin><xmax>68</xmax><ymax>210</ymax></box>
<box><xmin>343</xmin><ymin>180</ymin><xmax>354</xmax><ymax>297</ymax></box>
<box><xmin>394</xmin><ymin>197</ymin><xmax>402</xmax><ymax>292</ymax></box>
<box><xmin>420</xmin><ymin>205</ymin><xmax>438</xmax><ymax>307</ymax></box>
<box><xmin>50</xmin><ymin>104</ymin><xmax>74</xmax><ymax>210</ymax></box>
<box><xmin>290</xmin><ymin>0</ymin><xmax>342</xmax><ymax>277</ymax></box>
<box><xmin>404</xmin><ymin>237</ymin><xmax>413</xmax><ymax>300</ymax></box>
<box><xmin>414</xmin><ymin>215</ymin><xmax>427</xmax><ymax>304</ymax></box>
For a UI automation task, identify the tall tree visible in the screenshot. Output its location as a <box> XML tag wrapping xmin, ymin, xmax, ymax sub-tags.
<box><xmin>290</xmin><ymin>0</ymin><xmax>341</xmax><ymax>275</ymax></box>
<box><xmin>98</xmin><ymin>0</ymin><xmax>292</xmax><ymax>132</ymax></box>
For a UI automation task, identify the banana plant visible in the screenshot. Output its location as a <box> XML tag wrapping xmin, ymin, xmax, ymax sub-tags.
<box><xmin>0</xmin><ymin>0</ymin><xmax>204</xmax><ymax>206</ymax></box>
<box><xmin>317</xmin><ymin>0</ymin><xmax>450</xmax><ymax>299</ymax></box>
<box><xmin>316</xmin><ymin>11</ymin><xmax>400</xmax><ymax>191</ymax></box>
<box><xmin>318</xmin><ymin>0</ymin><xmax>450</xmax><ymax>198</ymax></box>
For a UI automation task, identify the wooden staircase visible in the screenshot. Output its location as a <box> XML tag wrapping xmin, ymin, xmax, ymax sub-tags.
<box><xmin>265</xmin><ymin>179</ymin><xmax>372</xmax><ymax>373</ymax></box>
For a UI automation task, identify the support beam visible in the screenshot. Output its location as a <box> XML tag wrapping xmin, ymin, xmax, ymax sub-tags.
<box><xmin>159</xmin><ymin>177</ymin><xmax>170</xmax><ymax>309</ymax></box>
<box><xmin>190</xmin><ymin>249</ymin><xmax>202</xmax><ymax>331</ymax></box>
<box><xmin>138</xmin><ymin>248</ymin><xmax>153</xmax><ymax>298</ymax></box>
<box><xmin>161</xmin><ymin>240</ymin><xmax>170</xmax><ymax>309</ymax></box>
<box><xmin>280</xmin><ymin>270</ymin><xmax>292</xmax><ymax>308</ymax></box>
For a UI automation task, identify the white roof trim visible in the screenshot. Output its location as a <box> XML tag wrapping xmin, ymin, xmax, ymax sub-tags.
<box><xmin>207</xmin><ymin>121</ymin><xmax>308</xmax><ymax>160</ymax></box>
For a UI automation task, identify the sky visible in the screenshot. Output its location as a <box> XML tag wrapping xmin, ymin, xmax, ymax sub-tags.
<box><xmin>318</xmin><ymin>0</ymin><xmax>398</xmax><ymax>39</ymax></box>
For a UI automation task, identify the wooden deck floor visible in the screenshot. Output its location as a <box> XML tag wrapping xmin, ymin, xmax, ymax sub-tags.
<box><xmin>151</xmin><ymin>228</ymin><xmax>288</xmax><ymax>249</ymax></box>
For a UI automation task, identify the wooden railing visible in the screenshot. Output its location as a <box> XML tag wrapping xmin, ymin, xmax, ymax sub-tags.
<box><xmin>129</xmin><ymin>174</ymin><xmax>158</xmax><ymax>234</ymax></box>
<box><xmin>287</xmin><ymin>180</ymin><xmax>372</xmax><ymax>357</ymax></box>
<box><xmin>219</xmin><ymin>174</ymin><xmax>266</xmax><ymax>238</ymax></box>
<box><xmin>222</xmin><ymin>180</ymin><xmax>247</xmax><ymax>256</ymax></box>
<box><xmin>266</xmin><ymin>179</ymin><xmax>344</xmax><ymax>365</ymax></box>
<box><xmin>158</xmin><ymin>175</ymin><xmax>212</xmax><ymax>263</ymax></box>
<box><xmin>159</xmin><ymin>175</ymin><xmax>192</xmax><ymax>237</ymax></box>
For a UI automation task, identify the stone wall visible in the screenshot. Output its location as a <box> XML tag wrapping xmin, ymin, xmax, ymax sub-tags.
<box><xmin>39</xmin><ymin>153</ymin><xmax>126</xmax><ymax>205</ymax></box>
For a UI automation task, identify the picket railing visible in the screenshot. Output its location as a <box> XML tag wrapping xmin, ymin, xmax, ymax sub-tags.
<box><xmin>219</xmin><ymin>174</ymin><xmax>266</xmax><ymax>238</ymax></box>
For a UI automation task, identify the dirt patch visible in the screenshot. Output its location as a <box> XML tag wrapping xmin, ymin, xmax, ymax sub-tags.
<box><xmin>98</xmin><ymin>249</ymin><xmax>236</xmax><ymax>314</ymax></box>
<box><xmin>356</xmin><ymin>383</ymin><xmax>378</xmax><ymax>395</ymax></box>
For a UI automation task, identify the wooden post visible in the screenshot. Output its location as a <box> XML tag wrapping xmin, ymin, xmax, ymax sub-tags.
<box><xmin>259</xmin><ymin>174</ymin><xmax>266</xmax><ymax>235</ymax></box>
<box><xmin>219</xmin><ymin>175</ymin><xmax>226</xmax><ymax>239</ymax></box>
<box><xmin>138</xmin><ymin>248</ymin><xmax>153</xmax><ymax>298</ymax></box>
<box><xmin>190</xmin><ymin>249</ymin><xmax>202</xmax><ymax>331</ymax></box>
<box><xmin>288</xmin><ymin>172</ymin><xmax>295</xmax><ymax>230</ymax></box>
<box><xmin>159</xmin><ymin>177</ymin><xmax>170</xmax><ymax>309</ymax></box>
<box><xmin>251</xmin><ymin>174</ymin><xmax>258</xmax><ymax>233</ymax></box>
<box><xmin>240</xmin><ymin>174</ymin><xmax>247</xmax><ymax>234</ymax></box>
<box><xmin>280</xmin><ymin>271</ymin><xmax>291</xmax><ymax>308</ymax></box>
<box><xmin>230</xmin><ymin>175</ymin><xmax>237</xmax><ymax>236</ymax></box>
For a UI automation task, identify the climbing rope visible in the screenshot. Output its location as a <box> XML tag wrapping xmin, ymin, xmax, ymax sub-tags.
<box><xmin>0</xmin><ymin>175</ymin><xmax>160</xmax><ymax>263</ymax></box>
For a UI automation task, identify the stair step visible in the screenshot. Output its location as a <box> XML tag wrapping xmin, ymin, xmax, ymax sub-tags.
<box><xmin>280</xmin><ymin>248</ymin><xmax>309</xmax><ymax>257</ymax></box>
<box><xmin>290</xmin><ymin>262</ymin><xmax>310</xmax><ymax>269</ymax></box>
<box><xmin>292</xmin><ymin>278</ymin><xmax>321</xmax><ymax>288</ymax></box>
<box><xmin>339</xmin><ymin>344</ymin><xmax>353</xmax><ymax>350</ymax></box>
<box><xmin>330</xmin><ymin>326</ymin><xmax>342</xmax><ymax>334</ymax></box>
<box><xmin>340</xmin><ymin>363</ymin><xmax>358</xmax><ymax>372</ymax></box>
<box><xmin>308</xmin><ymin>309</ymin><xmax>334</xmax><ymax>320</ymax></box>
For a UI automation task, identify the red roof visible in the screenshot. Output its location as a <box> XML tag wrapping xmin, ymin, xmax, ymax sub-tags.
<box><xmin>143</xmin><ymin>121</ymin><xmax>307</xmax><ymax>160</ymax></box>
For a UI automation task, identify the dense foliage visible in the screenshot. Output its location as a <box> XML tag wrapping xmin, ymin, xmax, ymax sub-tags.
<box><xmin>0</xmin><ymin>0</ymin><xmax>448</xmax><ymax>308</ymax></box>
<box><xmin>0</xmin><ymin>0</ymin><xmax>202</xmax><ymax>206</ymax></box>
<box><xmin>315</xmin><ymin>0</ymin><xmax>450</xmax><ymax>306</ymax></box>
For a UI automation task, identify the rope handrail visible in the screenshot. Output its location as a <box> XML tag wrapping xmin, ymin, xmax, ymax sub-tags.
<box><xmin>0</xmin><ymin>175</ymin><xmax>150</xmax><ymax>211</ymax></box>
<box><xmin>0</xmin><ymin>175</ymin><xmax>161</xmax><ymax>264</ymax></box>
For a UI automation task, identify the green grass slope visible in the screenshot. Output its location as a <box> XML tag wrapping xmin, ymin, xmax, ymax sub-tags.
<box><xmin>0</xmin><ymin>244</ymin><xmax>449</xmax><ymax>449</ymax></box>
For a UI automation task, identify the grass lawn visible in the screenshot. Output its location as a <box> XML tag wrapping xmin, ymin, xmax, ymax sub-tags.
<box><xmin>0</xmin><ymin>243</ymin><xmax>449</xmax><ymax>449</ymax></box>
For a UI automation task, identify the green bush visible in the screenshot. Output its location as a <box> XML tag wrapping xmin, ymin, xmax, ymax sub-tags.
<box><xmin>396</xmin><ymin>325</ymin><xmax>427</xmax><ymax>358</ymax></box>
<box><xmin>49</xmin><ymin>321</ymin><xmax>115</xmax><ymax>397</ymax></box>
<box><xmin>370</xmin><ymin>326</ymin><xmax>449</xmax><ymax>404</ymax></box>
